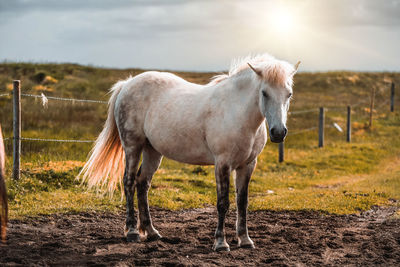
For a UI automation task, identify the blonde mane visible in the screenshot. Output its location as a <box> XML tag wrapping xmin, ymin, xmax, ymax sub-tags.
<box><xmin>210</xmin><ymin>54</ymin><xmax>295</xmax><ymax>88</ymax></box>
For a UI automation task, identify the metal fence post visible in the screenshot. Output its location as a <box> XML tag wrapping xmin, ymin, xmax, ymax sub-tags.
<box><xmin>13</xmin><ymin>80</ymin><xmax>21</xmax><ymax>180</ymax></box>
<box><xmin>278</xmin><ymin>142</ymin><xmax>284</xmax><ymax>163</ymax></box>
<box><xmin>318</xmin><ymin>107</ymin><xmax>324</xmax><ymax>147</ymax></box>
<box><xmin>391</xmin><ymin>82</ymin><xmax>395</xmax><ymax>112</ymax></box>
<box><xmin>346</xmin><ymin>106</ymin><xmax>351</xmax><ymax>142</ymax></box>
<box><xmin>369</xmin><ymin>87</ymin><xmax>375</xmax><ymax>129</ymax></box>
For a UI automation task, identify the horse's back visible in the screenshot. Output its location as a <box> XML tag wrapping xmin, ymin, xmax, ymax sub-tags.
<box><xmin>117</xmin><ymin>71</ymin><xmax>198</xmax><ymax>108</ymax></box>
<box><xmin>115</xmin><ymin>71</ymin><xmax>189</xmax><ymax>124</ymax></box>
<box><xmin>127</xmin><ymin>71</ymin><xmax>194</xmax><ymax>92</ymax></box>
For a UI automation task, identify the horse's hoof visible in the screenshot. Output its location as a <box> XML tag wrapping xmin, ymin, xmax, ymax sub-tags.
<box><xmin>147</xmin><ymin>232</ymin><xmax>162</xmax><ymax>242</ymax></box>
<box><xmin>126</xmin><ymin>232</ymin><xmax>141</xmax><ymax>242</ymax></box>
<box><xmin>214</xmin><ymin>245</ymin><xmax>230</xmax><ymax>252</ymax></box>
<box><xmin>238</xmin><ymin>236</ymin><xmax>255</xmax><ymax>249</ymax></box>
<box><xmin>240</xmin><ymin>242</ymin><xmax>255</xmax><ymax>249</ymax></box>
<box><xmin>213</xmin><ymin>241</ymin><xmax>230</xmax><ymax>252</ymax></box>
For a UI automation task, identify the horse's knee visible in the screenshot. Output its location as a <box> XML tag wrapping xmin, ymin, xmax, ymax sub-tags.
<box><xmin>123</xmin><ymin>169</ymin><xmax>135</xmax><ymax>189</ymax></box>
<box><xmin>136</xmin><ymin>177</ymin><xmax>150</xmax><ymax>193</ymax></box>
<box><xmin>216</xmin><ymin>163</ymin><xmax>230</xmax><ymax>182</ymax></box>
<box><xmin>237</xmin><ymin>190</ymin><xmax>248</xmax><ymax>210</ymax></box>
<box><xmin>217</xmin><ymin>195</ymin><xmax>229</xmax><ymax>214</ymax></box>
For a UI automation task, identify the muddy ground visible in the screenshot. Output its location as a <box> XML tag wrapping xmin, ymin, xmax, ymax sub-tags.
<box><xmin>0</xmin><ymin>206</ymin><xmax>399</xmax><ymax>266</ymax></box>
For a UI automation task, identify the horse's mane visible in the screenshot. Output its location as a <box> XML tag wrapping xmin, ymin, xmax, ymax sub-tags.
<box><xmin>209</xmin><ymin>53</ymin><xmax>294</xmax><ymax>88</ymax></box>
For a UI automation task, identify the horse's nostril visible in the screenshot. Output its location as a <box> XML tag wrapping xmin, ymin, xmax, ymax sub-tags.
<box><xmin>283</xmin><ymin>128</ymin><xmax>288</xmax><ymax>136</ymax></box>
<box><xmin>271</xmin><ymin>128</ymin><xmax>276</xmax><ymax>136</ymax></box>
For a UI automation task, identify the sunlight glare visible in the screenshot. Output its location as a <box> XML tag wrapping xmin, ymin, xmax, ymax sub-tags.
<box><xmin>269</xmin><ymin>6</ymin><xmax>295</xmax><ymax>34</ymax></box>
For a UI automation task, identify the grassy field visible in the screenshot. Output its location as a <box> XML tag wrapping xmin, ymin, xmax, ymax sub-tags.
<box><xmin>0</xmin><ymin>63</ymin><xmax>399</xmax><ymax>218</ymax></box>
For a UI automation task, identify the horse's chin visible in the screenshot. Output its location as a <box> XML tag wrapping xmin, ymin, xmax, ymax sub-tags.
<box><xmin>270</xmin><ymin>137</ymin><xmax>285</xmax><ymax>143</ymax></box>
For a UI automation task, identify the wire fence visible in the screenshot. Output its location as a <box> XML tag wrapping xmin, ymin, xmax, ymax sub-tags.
<box><xmin>0</xmin><ymin>80</ymin><xmax>396</xmax><ymax>172</ymax></box>
<box><xmin>288</xmin><ymin>108</ymin><xmax>319</xmax><ymax>115</ymax></box>
<box><xmin>288</xmin><ymin>127</ymin><xmax>318</xmax><ymax>136</ymax></box>
<box><xmin>20</xmin><ymin>137</ymin><xmax>95</xmax><ymax>143</ymax></box>
<box><xmin>0</xmin><ymin>86</ymin><xmax>393</xmax><ymax>142</ymax></box>
<box><xmin>0</xmin><ymin>90</ymin><xmax>107</xmax><ymax>143</ymax></box>
<box><xmin>0</xmin><ymin>91</ymin><xmax>335</xmax><ymax>141</ymax></box>
<box><xmin>21</xmin><ymin>93</ymin><xmax>108</xmax><ymax>104</ymax></box>
<box><xmin>0</xmin><ymin>92</ymin><xmax>108</xmax><ymax>104</ymax></box>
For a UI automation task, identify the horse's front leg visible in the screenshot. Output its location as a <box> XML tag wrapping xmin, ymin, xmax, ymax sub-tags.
<box><xmin>235</xmin><ymin>159</ymin><xmax>256</xmax><ymax>248</ymax></box>
<box><xmin>213</xmin><ymin>162</ymin><xmax>231</xmax><ymax>251</ymax></box>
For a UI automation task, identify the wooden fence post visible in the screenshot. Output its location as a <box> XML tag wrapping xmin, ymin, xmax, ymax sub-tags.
<box><xmin>369</xmin><ymin>87</ymin><xmax>375</xmax><ymax>129</ymax></box>
<box><xmin>13</xmin><ymin>80</ymin><xmax>21</xmax><ymax>180</ymax></box>
<box><xmin>391</xmin><ymin>82</ymin><xmax>395</xmax><ymax>112</ymax></box>
<box><xmin>318</xmin><ymin>107</ymin><xmax>324</xmax><ymax>147</ymax></box>
<box><xmin>278</xmin><ymin>142</ymin><xmax>284</xmax><ymax>163</ymax></box>
<box><xmin>346</xmin><ymin>106</ymin><xmax>351</xmax><ymax>142</ymax></box>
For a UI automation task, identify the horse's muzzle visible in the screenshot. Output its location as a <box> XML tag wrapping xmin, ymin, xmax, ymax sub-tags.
<box><xmin>270</xmin><ymin>127</ymin><xmax>287</xmax><ymax>143</ymax></box>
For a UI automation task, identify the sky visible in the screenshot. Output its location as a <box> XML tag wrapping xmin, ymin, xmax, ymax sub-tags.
<box><xmin>0</xmin><ymin>0</ymin><xmax>399</xmax><ymax>72</ymax></box>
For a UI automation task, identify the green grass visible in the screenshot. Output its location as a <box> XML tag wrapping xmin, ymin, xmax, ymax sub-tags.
<box><xmin>0</xmin><ymin>63</ymin><xmax>399</xmax><ymax>218</ymax></box>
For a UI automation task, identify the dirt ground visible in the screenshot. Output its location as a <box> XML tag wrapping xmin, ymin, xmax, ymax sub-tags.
<box><xmin>0</xmin><ymin>206</ymin><xmax>399</xmax><ymax>266</ymax></box>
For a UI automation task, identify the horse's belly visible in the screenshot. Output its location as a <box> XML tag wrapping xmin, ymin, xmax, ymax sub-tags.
<box><xmin>144</xmin><ymin>115</ymin><xmax>215</xmax><ymax>165</ymax></box>
<box><xmin>147</xmin><ymin>133</ymin><xmax>215</xmax><ymax>165</ymax></box>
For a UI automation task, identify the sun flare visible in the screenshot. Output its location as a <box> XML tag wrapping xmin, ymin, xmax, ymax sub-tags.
<box><xmin>269</xmin><ymin>6</ymin><xmax>296</xmax><ymax>34</ymax></box>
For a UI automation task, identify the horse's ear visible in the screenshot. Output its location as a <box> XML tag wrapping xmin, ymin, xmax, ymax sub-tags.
<box><xmin>291</xmin><ymin>61</ymin><xmax>301</xmax><ymax>76</ymax></box>
<box><xmin>247</xmin><ymin>63</ymin><xmax>262</xmax><ymax>77</ymax></box>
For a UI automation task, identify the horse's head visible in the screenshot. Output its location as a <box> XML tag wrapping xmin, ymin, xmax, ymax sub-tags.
<box><xmin>248</xmin><ymin>60</ymin><xmax>300</xmax><ymax>143</ymax></box>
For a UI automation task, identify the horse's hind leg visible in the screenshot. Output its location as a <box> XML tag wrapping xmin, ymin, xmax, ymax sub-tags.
<box><xmin>124</xmin><ymin>146</ymin><xmax>143</xmax><ymax>242</ymax></box>
<box><xmin>235</xmin><ymin>159</ymin><xmax>257</xmax><ymax>248</ymax></box>
<box><xmin>136</xmin><ymin>143</ymin><xmax>163</xmax><ymax>241</ymax></box>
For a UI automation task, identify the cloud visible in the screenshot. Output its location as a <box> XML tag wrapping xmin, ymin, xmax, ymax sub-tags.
<box><xmin>0</xmin><ymin>0</ymin><xmax>399</xmax><ymax>71</ymax></box>
<box><xmin>298</xmin><ymin>0</ymin><xmax>400</xmax><ymax>27</ymax></box>
<box><xmin>0</xmin><ymin>0</ymin><xmax>185</xmax><ymax>13</ymax></box>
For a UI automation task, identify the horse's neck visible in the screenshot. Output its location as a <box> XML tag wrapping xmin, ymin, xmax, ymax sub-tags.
<box><xmin>213</xmin><ymin>73</ymin><xmax>264</xmax><ymax>131</ymax></box>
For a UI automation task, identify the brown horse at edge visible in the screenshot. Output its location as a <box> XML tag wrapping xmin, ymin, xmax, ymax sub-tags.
<box><xmin>0</xmin><ymin>125</ymin><xmax>8</xmax><ymax>243</ymax></box>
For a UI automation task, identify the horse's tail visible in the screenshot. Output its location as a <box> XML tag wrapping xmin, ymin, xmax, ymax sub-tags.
<box><xmin>0</xmin><ymin>124</ymin><xmax>8</xmax><ymax>243</ymax></box>
<box><xmin>78</xmin><ymin>80</ymin><xmax>127</xmax><ymax>194</ymax></box>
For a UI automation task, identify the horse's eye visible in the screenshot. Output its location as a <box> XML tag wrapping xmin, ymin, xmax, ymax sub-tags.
<box><xmin>288</xmin><ymin>93</ymin><xmax>292</xmax><ymax>98</ymax></box>
<box><xmin>262</xmin><ymin>91</ymin><xmax>268</xmax><ymax>98</ymax></box>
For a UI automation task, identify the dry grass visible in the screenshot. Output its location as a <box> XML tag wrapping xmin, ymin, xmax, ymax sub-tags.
<box><xmin>0</xmin><ymin>63</ymin><xmax>399</xmax><ymax>218</ymax></box>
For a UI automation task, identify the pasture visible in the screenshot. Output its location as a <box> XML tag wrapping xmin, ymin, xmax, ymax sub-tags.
<box><xmin>0</xmin><ymin>63</ymin><xmax>399</xmax><ymax>265</ymax></box>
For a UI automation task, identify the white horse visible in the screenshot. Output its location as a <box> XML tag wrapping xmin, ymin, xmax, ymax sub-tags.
<box><xmin>79</xmin><ymin>54</ymin><xmax>299</xmax><ymax>251</ymax></box>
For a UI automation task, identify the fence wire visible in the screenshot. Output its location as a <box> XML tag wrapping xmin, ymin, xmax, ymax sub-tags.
<box><xmin>2</xmin><ymin>137</ymin><xmax>94</xmax><ymax>143</ymax></box>
<box><xmin>288</xmin><ymin>127</ymin><xmax>317</xmax><ymax>136</ymax></box>
<box><xmin>375</xmin><ymin>99</ymin><xmax>390</xmax><ymax>110</ymax></box>
<box><xmin>0</xmin><ymin>91</ymin><xmax>107</xmax><ymax>104</ymax></box>
<box><xmin>288</xmin><ymin>108</ymin><xmax>319</xmax><ymax>115</ymax></box>
<box><xmin>352</xmin><ymin>99</ymin><xmax>370</xmax><ymax>108</ymax></box>
<box><xmin>20</xmin><ymin>137</ymin><xmax>95</xmax><ymax>143</ymax></box>
<box><xmin>1</xmin><ymin>91</ymin><xmax>104</xmax><ymax>143</ymax></box>
<box><xmin>21</xmin><ymin>93</ymin><xmax>107</xmax><ymax>104</ymax></box>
